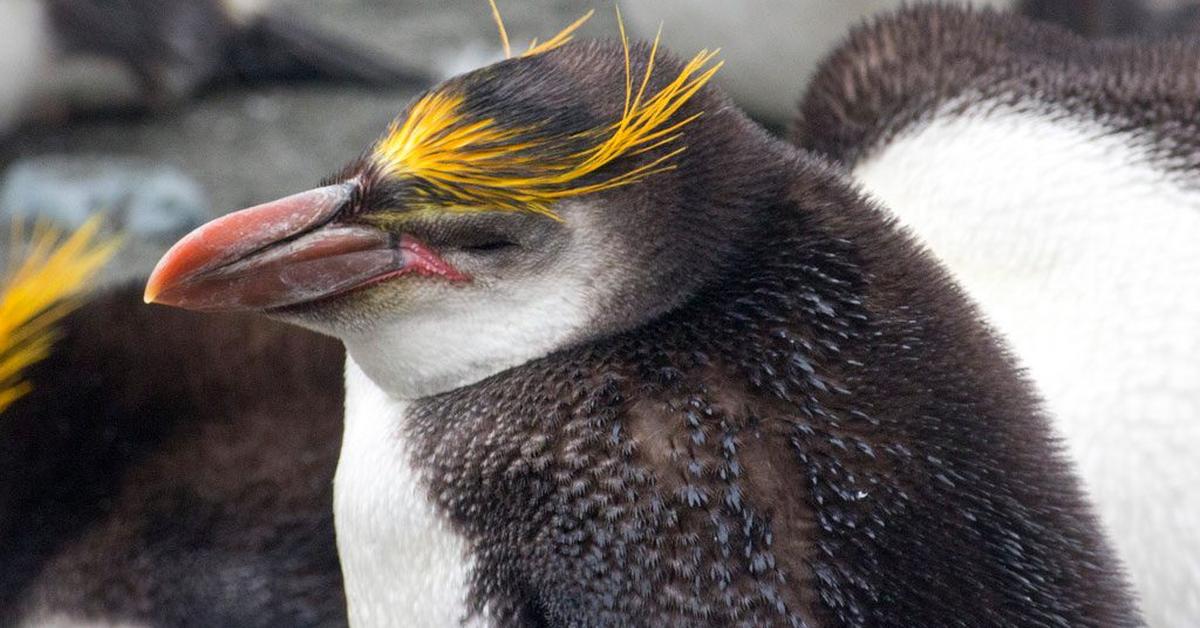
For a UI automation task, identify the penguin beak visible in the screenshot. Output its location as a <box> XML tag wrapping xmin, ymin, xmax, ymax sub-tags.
<box><xmin>144</xmin><ymin>182</ymin><xmax>463</xmax><ymax>312</ymax></box>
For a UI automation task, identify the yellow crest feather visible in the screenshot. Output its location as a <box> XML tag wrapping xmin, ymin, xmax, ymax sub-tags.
<box><xmin>487</xmin><ymin>0</ymin><xmax>594</xmax><ymax>59</ymax></box>
<box><xmin>0</xmin><ymin>217</ymin><xmax>119</xmax><ymax>414</ymax></box>
<box><xmin>373</xmin><ymin>7</ymin><xmax>722</xmax><ymax>219</ymax></box>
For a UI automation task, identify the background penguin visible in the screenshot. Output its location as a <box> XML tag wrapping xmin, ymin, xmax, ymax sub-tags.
<box><xmin>620</xmin><ymin>0</ymin><xmax>1197</xmax><ymax>127</ymax></box>
<box><xmin>794</xmin><ymin>6</ymin><xmax>1200</xmax><ymax>626</ymax></box>
<box><xmin>145</xmin><ymin>24</ymin><xmax>1140</xmax><ymax>626</ymax></box>
<box><xmin>0</xmin><ymin>0</ymin><xmax>425</xmax><ymax>136</ymax></box>
<box><xmin>0</xmin><ymin>231</ymin><xmax>347</xmax><ymax>625</ymax></box>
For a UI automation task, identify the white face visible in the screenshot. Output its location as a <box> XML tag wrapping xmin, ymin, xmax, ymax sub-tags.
<box><xmin>275</xmin><ymin>201</ymin><xmax>623</xmax><ymax>399</ymax></box>
<box><xmin>335</xmin><ymin>255</ymin><xmax>598</xmax><ymax>400</ymax></box>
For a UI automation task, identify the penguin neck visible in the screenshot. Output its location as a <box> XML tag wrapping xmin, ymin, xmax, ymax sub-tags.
<box><xmin>335</xmin><ymin>357</ymin><xmax>485</xmax><ymax>627</ymax></box>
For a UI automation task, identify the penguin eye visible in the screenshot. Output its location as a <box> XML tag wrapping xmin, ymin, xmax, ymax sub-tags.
<box><xmin>435</xmin><ymin>221</ymin><xmax>524</xmax><ymax>255</ymax></box>
<box><xmin>462</xmin><ymin>240</ymin><xmax>519</xmax><ymax>254</ymax></box>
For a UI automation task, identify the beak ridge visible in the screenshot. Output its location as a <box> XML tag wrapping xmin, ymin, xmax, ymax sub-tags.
<box><xmin>145</xmin><ymin>182</ymin><xmax>360</xmax><ymax>310</ymax></box>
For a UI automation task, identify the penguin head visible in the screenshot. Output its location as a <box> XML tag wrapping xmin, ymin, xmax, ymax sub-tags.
<box><xmin>146</xmin><ymin>36</ymin><xmax>786</xmax><ymax>397</ymax></box>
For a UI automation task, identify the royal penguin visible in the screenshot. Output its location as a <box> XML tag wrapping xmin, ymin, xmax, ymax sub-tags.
<box><xmin>0</xmin><ymin>226</ymin><xmax>348</xmax><ymax>626</ymax></box>
<box><xmin>141</xmin><ymin>11</ymin><xmax>1141</xmax><ymax>625</ymax></box>
<box><xmin>0</xmin><ymin>0</ymin><xmax>423</xmax><ymax>135</ymax></box>
<box><xmin>794</xmin><ymin>6</ymin><xmax>1200</xmax><ymax>626</ymax></box>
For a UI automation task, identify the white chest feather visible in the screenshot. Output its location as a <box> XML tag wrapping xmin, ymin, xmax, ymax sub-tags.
<box><xmin>853</xmin><ymin>107</ymin><xmax>1200</xmax><ymax>628</ymax></box>
<box><xmin>339</xmin><ymin>268</ymin><xmax>593</xmax><ymax>400</ymax></box>
<box><xmin>335</xmin><ymin>358</ymin><xmax>482</xmax><ymax>627</ymax></box>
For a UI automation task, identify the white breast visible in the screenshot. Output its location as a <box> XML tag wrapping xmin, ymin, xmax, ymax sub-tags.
<box><xmin>336</xmin><ymin>358</ymin><xmax>484</xmax><ymax>627</ymax></box>
<box><xmin>854</xmin><ymin>106</ymin><xmax>1200</xmax><ymax>628</ymax></box>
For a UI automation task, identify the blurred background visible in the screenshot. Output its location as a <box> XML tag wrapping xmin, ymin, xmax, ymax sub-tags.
<box><xmin>3</xmin><ymin>0</ymin><xmax>1198</xmax><ymax>284</ymax></box>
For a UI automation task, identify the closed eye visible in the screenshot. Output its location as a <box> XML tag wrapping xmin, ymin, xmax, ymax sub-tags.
<box><xmin>462</xmin><ymin>240</ymin><xmax>519</xmax><ymax>253</ymax></box>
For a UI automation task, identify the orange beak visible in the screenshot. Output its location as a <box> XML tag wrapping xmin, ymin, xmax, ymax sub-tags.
<box><xmin>144</xmin><ymin>183</ymin><xmax>464</xmax><ymax>312</ymax></box>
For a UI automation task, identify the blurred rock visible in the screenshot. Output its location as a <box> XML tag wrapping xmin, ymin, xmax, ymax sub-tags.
<box><xmin>0</xmin><ymin>156</ymin><xmax>208</xmax><ymax>241</ymax></box>
<box><xmin>0</xmin><ymin>1</ymin><xmax>52</xmax><ymax>135</ymax></box>
<box><xmin>280</xmin><ymin>0</ymin><xmax>606</xmax><ymax>81</ymax></box>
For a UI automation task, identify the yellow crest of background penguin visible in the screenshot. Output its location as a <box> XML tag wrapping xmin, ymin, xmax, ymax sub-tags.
<box><xmin>0</xmin><ymin>218</ymin><xmax>117</xmax><ymax>414</ymax></box>
<box><xmin>146</xmin><ymin>9</ymin><xmax>1141</xmax><ymax>627</ymax></box>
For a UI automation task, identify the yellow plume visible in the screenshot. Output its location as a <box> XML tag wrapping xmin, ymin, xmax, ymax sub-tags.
<box><xmin>487</xmin><ymin>0</ymin><xmax>512</xmax><ymax>59</ymax></box>
<box><xmin>373</xmin><ymin>8</ymin><xmax>722</xmax><ymax>218</ymax></box>
<box><xmin>521</xmin><ymin>10</ymin><xmax>593</xmax><ymax>57</ymax></box>
<box><xmin>0</xmin><ymin>217</ymin><xmax>119</xmax><ymax>414</ymax></box>
<box><xmin>487</xmin><ymin>0</ymin><xmax>593</xmax><ymax>59</ymax></box>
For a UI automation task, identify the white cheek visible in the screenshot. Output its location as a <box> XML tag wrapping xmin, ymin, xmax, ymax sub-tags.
<box><xmin>854</xmin><ymin>106</ymin><xmax>1200</xmax><ymax>628</ymax></box>
<box><xmin>337</xmin><ymin>205</ymin><xmax>612</xmax><ymax>402</ymax></box>
<box><xmin>341</xmin><ymin>273</ymin><xmax>594</xmax><ymax>400</ymax></box>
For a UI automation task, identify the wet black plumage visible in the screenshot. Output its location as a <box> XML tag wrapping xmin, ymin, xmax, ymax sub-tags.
<box><xmin>325</xmin><ymin>39</ymin><xmax>1141</xmax><ymax>626</ymax></box>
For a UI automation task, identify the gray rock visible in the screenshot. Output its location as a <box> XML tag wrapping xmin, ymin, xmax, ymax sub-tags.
<box><xmin>0</xmin><ymin>156</ymin><xmax>209</xmax><ymax>241</ymax></box>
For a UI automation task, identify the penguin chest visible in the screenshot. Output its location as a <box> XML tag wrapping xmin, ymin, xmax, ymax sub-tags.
<box><xmin>336</xmin><ymin>359</ymin><xmax>483</xmax><ymax>627</ymax></box>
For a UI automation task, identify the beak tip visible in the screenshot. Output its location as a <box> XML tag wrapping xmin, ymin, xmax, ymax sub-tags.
<box><xmin>143</xmin><ymin>270</ymin><xmax>164</xmax><ymax>304</ymax></box>
<box><xmin>143</xmin><ymin>264</ymin><xmax>169</xmax><ymax>304</ymax></box>
<box><xmin>143</xmin><ymin>182</ymin><xmax>357</xmax><ymax>312</ymax></box>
